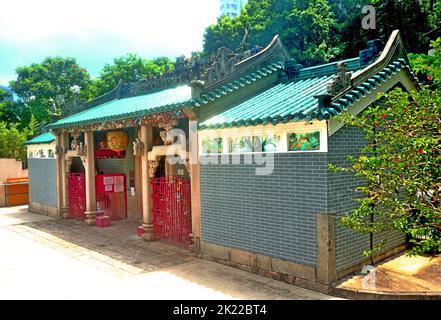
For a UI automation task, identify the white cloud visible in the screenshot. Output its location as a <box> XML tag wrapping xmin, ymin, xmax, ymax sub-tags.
<box><xmin>0</xmin><ymin>0</ymin><xmax>219</xmax><ymax>47</ymax></box>
<box><xmin>0</xmin><ymin>0</ymin><xmax>220</xmax><ymax>83</ymax></box>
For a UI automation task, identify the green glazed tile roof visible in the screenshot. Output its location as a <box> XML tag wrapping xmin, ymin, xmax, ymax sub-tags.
<box><xmin>199</xmin><ymin>75</ymin><xmax>334</xmax><ymax>129</ymax></box>
<box><xmin>49</xmin><ymin>85</ymin><xmax>192</xmax><ymax>129</ymax></box>
<box><xmin>25</xmin><ymin>132</ymin><xmax>55</xmax><ymax>145</ymax></box>
<box><xmin>192</xmin><ymin>62</ymin><xmax>285</xmax><ymax>107</ymax></box>
<box><xmin>199</xmin><ymin>58</ymin><xmax>418</xmax><ymax>129</ymax></box>
<box><xmin>49</xmin><ymin>62</ymin><xmax>286</xmax><ymax>130</ymax></box>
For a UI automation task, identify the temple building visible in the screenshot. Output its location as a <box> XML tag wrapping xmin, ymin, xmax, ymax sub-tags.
<box><xmin>25</xmin><ymin>30</ymin><xmax>420</xmax><ymax>292</ymax></box>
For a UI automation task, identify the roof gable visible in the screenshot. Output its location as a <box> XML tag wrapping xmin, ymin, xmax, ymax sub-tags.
<box><xmin>199</xmin><ymin>30</ymin><xmax>420</xmax><ymax>130</ymax></box>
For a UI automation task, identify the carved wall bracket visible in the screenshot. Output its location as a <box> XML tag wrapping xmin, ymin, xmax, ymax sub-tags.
<box><xmin>148</xmin><ymin>161</ymin><xmax>160</xmax><ymax>178</ymax></box>
<box><xmin>69</xmin><ymin>131</ymin><xmax>87</xmax><ymax>156</ymax></box>
<box><xmin>158</xmin><ymin>120</ymin><xmax>178</xmax><ymax>145</ymax></box>
<box><xmin>133</xmin><ymin>138</ymin><xmax>144</xmax><ymax>157</ymax></box>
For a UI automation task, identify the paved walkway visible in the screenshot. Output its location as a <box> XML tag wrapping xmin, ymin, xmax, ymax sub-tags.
<box><xmin>0</xmin><ymin>206</ymin><xmax>336</xmax><ymax>300</ymax></box>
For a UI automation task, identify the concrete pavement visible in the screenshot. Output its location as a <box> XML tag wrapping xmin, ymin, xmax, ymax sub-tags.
<box><xmin>0</xmin><ymin>206</ymin><xmax>337</xmax><ymax>300</ymax></box>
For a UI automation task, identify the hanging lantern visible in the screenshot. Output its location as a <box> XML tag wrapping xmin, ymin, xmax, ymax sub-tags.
<box><xmin>107</xmin><ymin>130</ymin><xmax>129</xmax><ymax>152</ymax></box>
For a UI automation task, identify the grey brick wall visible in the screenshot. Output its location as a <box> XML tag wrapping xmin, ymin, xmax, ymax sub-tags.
<box><xmin>328</xmin><ymin>125</ymin><xmax>405</xmax><ymax>272</ymax></box>
<box><xmin>200</xmin><ymin>124</ymin><xmax>405</xmax><ymax>272</ymax></box>
<box><xmin>28</xmin><ymin>158</ymin><xmax>57</xmax><ymax>207</ymax></box>
<box><xmin>200</xmin><ymin>153</ymin><xmax>328</xmax><ymax>267</ymax></box>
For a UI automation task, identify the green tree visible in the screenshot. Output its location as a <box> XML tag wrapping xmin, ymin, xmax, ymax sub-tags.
<box><xmin>330</xmin><ymin>88</ymin><xmax>441</xmax><ymax>256</ymax></box>
<box><xmin>0</xmin><ymin>88</ymin><xmax>9</xmax><ymax>100</ymax></box>
<box><xmin>327</xmin><ymin>0</ymin><xmax>371</xmax><ymax>59</ymax></box>
<box><xmin>283</xmin><ymin>0</ymin><xmax>342</xmax><ymax>65</ymax></box>
<box><xmin>203</xmin><ymin>15</ymin><xmax>245</xmax><ymax>54</ymax></box>
<box><xmin>372</xmin><ymin>0</ymin><xmax>431</xmax><ymax>53</ymax></box>
<box><xmin>203</xmin><ymin>0</ymin><xmax>342</xmax><ymax>65</ymax></box>
<box><xmin>0</xmin><ymin>122</ymin><xmax>29</xmax><ymax>160</ymax></box>
<box><xmin>9</xmin><ymin>57</ymin><xmax>93</xmax><ymax>123</ymax></box>
<box><xmin>408</xmin><ymin>38</ymin><xmax>441</xmax><ymax>89</ymax></box>
<box><xmin>418</xmin><ymin>0</ymin><xmax>441</xmax><ymax>29</ymax></box>
<box><xmin>94</xmin><ymin>54</ymin><xmax>175</xmax><ymax>96</ymax></box>
<box><xmin>0</xmin><ymin>100</ymin><xmax>32</xmax><ymax>130</ymax></box>
<box><xmin>204</xmin><ymin>0</ymin><xmax>437</xmax><ymax>65</ymax></box>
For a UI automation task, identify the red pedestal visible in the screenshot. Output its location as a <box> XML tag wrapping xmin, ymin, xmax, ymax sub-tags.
<box><xmin>137</xmin><ymin>226</ymin><xmax>145</xmax><ymax>237</ymax></box>
<box><xmin>96</xmin><ymin>215</ymin><xmax>111</xmax><ymax>228</ymax></box>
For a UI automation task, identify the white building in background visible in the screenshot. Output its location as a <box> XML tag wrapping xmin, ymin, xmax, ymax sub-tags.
<box><xmin>220</xmin><ymin>0</ymin><xmax>248</xmax><ymax>18</ymax></box>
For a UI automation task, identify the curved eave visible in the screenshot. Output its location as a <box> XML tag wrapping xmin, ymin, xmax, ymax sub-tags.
<box><xmin>24</xmin><ymin>132</ymin><xmax>56</xmax><ymax>145</ymax></box>
<box><xmin>48</xmin><ymin>100</ymin><xmax>192</xmax><ymax>130</ymax></box>
<box><xmin>24</xmin><ymin>140</ymin><xmax>56</xmax><ymax>146</ymax></box>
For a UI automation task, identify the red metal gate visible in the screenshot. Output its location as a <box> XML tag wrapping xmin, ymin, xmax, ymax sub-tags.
<box><xmin>68</xmin><ymin>173</ymin><xmax>86</xmax><ymax>220</ymax></box>
<box><xmin>152</xmin><ymin>176</ymin><xmax>192</xmax><ymax>247</ymax></box>
<box><xmin>96</xmin><ymin>174</ymin><xmax>127</xmax><ymax>220</ymax></box>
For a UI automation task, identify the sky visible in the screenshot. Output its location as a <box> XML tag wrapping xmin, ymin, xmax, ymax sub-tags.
<box><xmin>0</xmin><ymin>0</ymin><xmax>220</xmax><ymax>86</ymax></box>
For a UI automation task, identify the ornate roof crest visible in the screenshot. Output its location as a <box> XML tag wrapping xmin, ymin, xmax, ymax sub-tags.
<box><xmin>327</xmin><ymin>62</ymin><xmax>352</xmax><ymax>96</ymax></box>
<box><xmin>204</xmin><ymin>47</ymin><xmax>237</xmax><ymax>86</ymax></box>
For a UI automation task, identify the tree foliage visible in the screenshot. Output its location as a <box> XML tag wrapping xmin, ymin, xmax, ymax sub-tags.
<box><xmin>0</xmin><ymin>88</ymin><xmax>9</xmax><ymax>100</ymax></box>
<box><xmin>9</xmin><ymin>57</ymin><xmax>93</xmax><ymax>123</ymax></box>
<box><xmin>0</xmin><ymin>122</ymin><xmax>30</xmax><ymax>160</ymax></box>
<box><xmin>93</xmin><ymin>54</ymin><xmax>175</xmax><ymax>96</ymax></box>
<box><xmin>204</xmin><ymin>0</ymin><xmax>342</xmax><ymax>66</ymax></box>
<box><xmin>330</xmin><ymin>88</ymin><xmax>441</xmax><ymax>256</ymax></box>
<box><xmin>418</xmin><ymin>0</ymin><xmax>441</xmax><ymax>29</ymax></box>
<box><xmin>372</xmin><ymin>0</ymin><xmax>431</xmax><ymax>53</ymax></box>
<box><xmin>408</xmin><ymin>38</ymin><xmax>441</xmax><ymax>89</ymax></box>
<box><xmin>203</xmin><ymin>0</ymin><xmax>438</xmax><ymax>65</ymax></box>
<box><xmin>0</xmin><ymin>100</ymin><xmax>31</xmax><ymax>130</ymax></box>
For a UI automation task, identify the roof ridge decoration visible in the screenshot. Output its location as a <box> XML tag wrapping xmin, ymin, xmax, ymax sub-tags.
<box><xmin>326</xmin><ymin>58</ymin><xmax>421</xmax><ymax>118</ymax></box>
<box><xmin>326</xmin><ymin>62</ymin><xmax>352</xmax><ymax>96</ymax></box>
<box><xmin>351</xmin><ymin>30</ymin><xmax>409</xmax><ymax>89</ymax></box>
<box><xmin>191</xmin><ymin>62</ymin><xmax>285</xmax><ymax>107</ymax></box>
<box><xmin>195</xmin><ymin>35</ymin><xmax>291</xmax><ymax>95</ymax></box>
<box><xmin>204</xmin><ymin>47</ymin><xmax>237</xmax><ymax>86</ymax></box>
<box><xmin>319</xmin><ymin>30</ymin><xmax>411</xmax><ymax>109</ymax></box>
<box><xmin>59</xmin><ymin>35</ymin><xmax>290</xmax><ymax>117</ymax></box>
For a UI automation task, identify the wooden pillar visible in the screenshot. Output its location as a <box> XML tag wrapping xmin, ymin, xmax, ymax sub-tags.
<box><xmin>55</xmin><ymin>132</ymin><xmax>63</xmax><ymax>217</ymax></box>
<box><xmin>60</xmin><ymin>132</ymin><xmax>69</xmax><ymax>218</ymax></box>
<box><xmin>141</xmin><ymin>125</ymin><xmax>154</xmax><ymax>241</ymax></box>
<box><xmin>316</xmin><ymin>213</ymin><xmax>337</xmax><ymax>285</ymax></box>
<box><xmin>84</xmin><ymin>130</ymin><xmax>97</xmax><ymax>225</ymax></box>
<box><xmin>188</xmin><ymin>119</ymin><xmax>201</xmax><ymax>254</ymax></box>
<box><xmin>134</xmin><ymin>143</ymin><xmax>143</xmax><ymax>219</ymax></box>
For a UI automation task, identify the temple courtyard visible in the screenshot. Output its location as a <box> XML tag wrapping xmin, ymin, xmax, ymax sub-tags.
<box><xmin>0</xmin><ymin>205</ymin><xmax>335</xmax><ymax>300</ymax></box>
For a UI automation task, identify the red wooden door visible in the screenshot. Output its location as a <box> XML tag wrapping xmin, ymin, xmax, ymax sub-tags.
<box><xmin>152</xmin><ymin>176</ymin><xmax>192</xmax><ymax>247</ymax></box>
<box><xmin>68</xmin><ymin>173</ymin><xmax>86</xmax><ymax>220</ymax></box>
